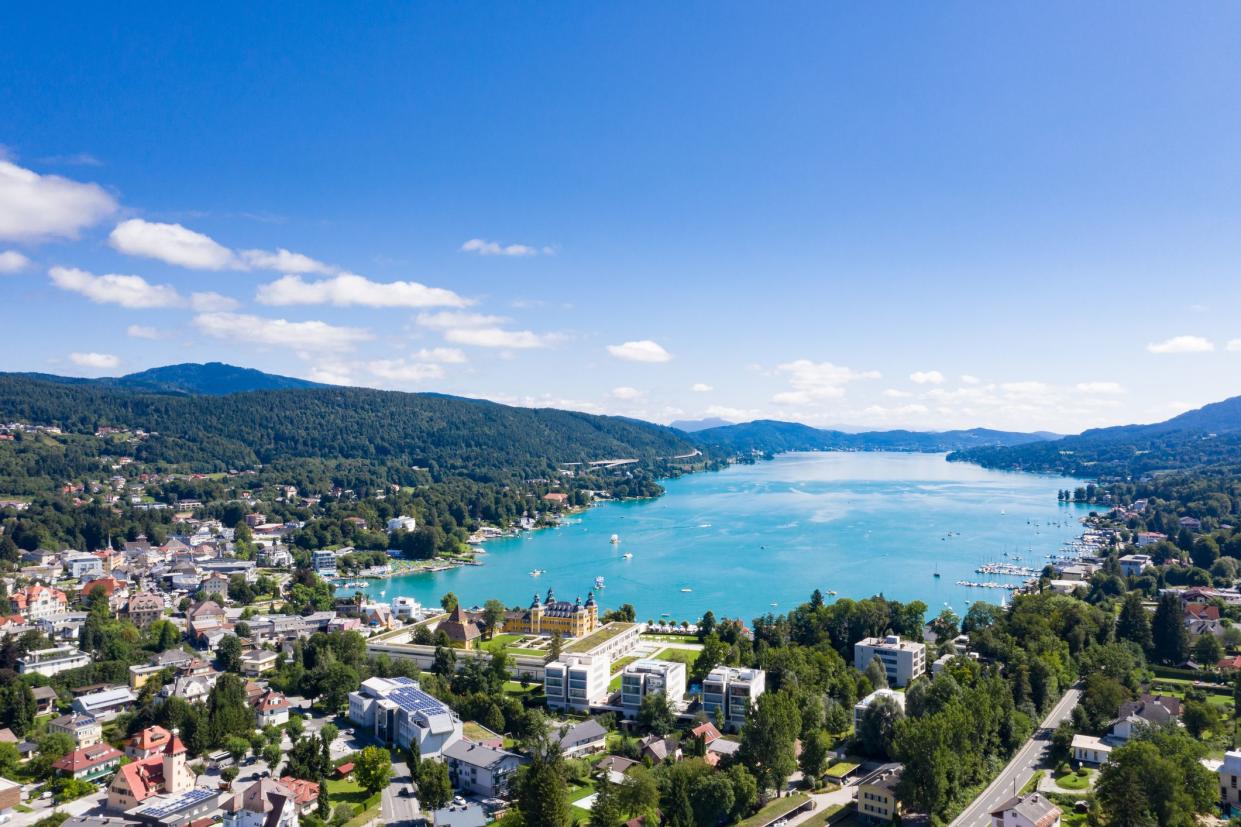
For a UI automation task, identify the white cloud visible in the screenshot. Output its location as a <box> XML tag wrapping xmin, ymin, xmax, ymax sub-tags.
<box><xmin>704</xmin><ymin>404</ymin><xmax>759</xmax><ymax>421</ymax></box>
<box><xmin>691</xmin><ymin>383</ymin><xmax>713</xmax><ymax>393</ymax></box>
<box><xmin>910</xmin><ymin>370</ymin><xmax>944</xmax><ymax>385</ymax></box>
<box><xmin>366</xmin><ymin>359</ymin><xmax>445</xmax><ymax>383</ymax></box>
<box><xmin>126</xmin><ymin>324</ymin><xmax>165</xmax><ymax>339</ymax></box>
<box><xmin>258</xmin><ymin>273</ymin><xmax>469</xmax><ymax>309</ymax></box>
<box><xmin>611</xmin><ymin>386</ymin><xmax>644</xmax><ymax>400</ymax></box>
<box><xmin>49</xmin><ymin>265</ymin><xmax>239</xmax><ymax>312</ymax></box>
<box><xmin>1227</xmin><ymin>339</ymin><xmax>1241</xmax><ymax>352</ymax></box>
<box><xmin>109</xmin><ymin>219</ymin><xmax>237</xmax><ymax>270</ymax></box>
<box><xmin>0</xmin><ymin>250</ymin><xmax>30</xmax><ymax>273</ymax></box>
<box><xmin>444</xmin><ymin>327</ymin><xmax>558</xmax><ymax>349</ymax></box>
<box><xmin>1147</xmin><ymin>335</ymin><xmax>1214</xmax><ymax>354</ymax></box>
<box><xmin>1075</xmin><ymin>381</ymin><xmax>1124</xmax><ymax>394</ymax></box>
<box><xmin>960</xmin><ymin>374</ymin><xmax>981</xmax><ymax>384</ymax></box>
<box><xmin>772</xmin><ymin>359</ymin><xmax>880</xmax><ymax>405</ymax></box>
<box><xmin>607</xmin><ymin>340</ymin><xmax>672</xmax><ymax>363</ymax></box>
<box><xmin>0</xmin><ymin>160</ymin><xmax>117</xmax><ymax>242</ymax></box>
<box><xmin>307</xmin><ymin>362</ymin><xmax>354</xmax><ymax>385</ymax></box>
<box><xmin>415</xmin><ymin>311</ymin><xmax>508</xmax><ymax>329</ymax></box>
<box><xmin>193</xmin><ymin>312</ymin><xmax>372</xmax><ymax>352</ymax></box>
<box><xmin>239</xmin><ymin>248</ymin><xmax>335</xmax><ymax>274</ymax></box>
<box><xmin>883</xmin><ymin>388</ymin><xmax>913</xmax><ymax>398</ymax></box>
<box><xmin>412</xmin><ymin>347</ymin><xmax>467</xmax><ymax>363</ymax></box>
<box><xmin>460</xmin><ymin>238</ymin><xmax>547</xmax><ymax>257</ymax></box>
<box><xmin>69</xmin><ymin>352</ymin><xmax>119</xmax><ymax>369</ymax></box>
<box><xmin>50</xmin><ymin>266</ymin><xmax>183</xmax><ymax>308</ymax></box>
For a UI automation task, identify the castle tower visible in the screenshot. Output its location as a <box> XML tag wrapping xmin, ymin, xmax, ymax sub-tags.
<box><xmin>162</xmin><ymin>731</ymin><xmax>193</xmax><ymax>793</ymax></box>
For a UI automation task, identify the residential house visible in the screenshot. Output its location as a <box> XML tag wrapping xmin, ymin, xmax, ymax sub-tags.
<box><xmin>1073</xmin><ymin>694</ymin><xmax>1183</xmax><ymax>765</ymax></box>
<box><xmin>240</xmin><ymin>649</ymin><xmax>279</xmax><ymax>677</ymax></box>
<box><xmin>857</xmin><ymin>764</ymin><xmax>904</xmax><ymax>823</ymax></box>
<box><xmin>551</xmin><ymin>719</ymin><xmax>608</xmax><ymax>757</ymax></box>
<box><xmin>0</xmin><ymin>777</ymin><xmax>20</xmax><ymax>817</ymax></box>
<box><xmin>637</xmin><ymin>734</ymin><xmax>681</xmax><ymax>764</ymax></box>
<box><xmin>989</xmin><ymin>793</ymin><xmax>1061</xmax><ymax>827</ymax></box>
<box><xmin>1219</xmin><ymin>750</ymin><xmax>1241</xmax><ymax>814</ymax></box>
<box><xmin>186</xmin><ymin>600</ymin><xmax>229</xmax><ymax>645</ymax></box>
<box><xmin>126</xmin><ymin>592</ymin><xmax>166</xmax><ymax>630</ymax></box>
<box><xmin>1136</xmin><ymin>532</ymin><xmax>1166</xmax><ymax>547</ymax></box>
<box><xmin>66</xmin><ymin>553</ymin><xmax>104</xmax><ymax>579</ymax></box>
<box><xmin>222</xmin><ymin>778</ymin><xmax>299</xmax><ymax>827</ymax></box>
<box><xmin>854</xmin><ymin>635</ymin><xmax>926</xmax><ymax>688</ymax></box>
<box><xmin>12</xmin><ymin>584</ymin><xmax>69</xmax><ymax>620</ymax></box>
<box><xmin>32</xmin><ymin>685</ymin><xmax>59</xmax><ymax>714</ymax></box>
<box><xmin>54</xmin><ymin>743</ymin><xmax>123</xmax><ymax>782</ymax></box>
<box><xmin>73</xmin><ymin>686</ymin><xmax>137</xmax><ymax>721</ymax></box>
<box><xmin>124</xmin><ymin>726</ymin><xmax>174</xmax><ymax>761</ymax></box>
<box><xmin>18</xmin><ymin>645</ymin><xmax>90</xmax><ymax>676</ymax></box>
<box><xmin>276</xmin><ymin>778</ymin><xmax>320</xmax><ymax>816</ymax></box>
<box><xmin>197</xmin><ymin>573</ymin><xmax>231</xmax><ymax>601</ymax></box>
<box><xmin>595</xmin><ymin>755</ymin><xmax>639</xmax><ymax>785</ymax></box>
<box><xmin>49</xmin><ymin>713</ymin><xmax>102</xmax><ymax>747</ymax></box>
<box><xmin>391</xmin><ymin>596</ymin><xmax>421</xmax><ymax>621</ymax></box>
<box><xmin>443</xmin><ymin>740</ymin><xmax>525</xmax><ymax>797</ymax></box>
<box><xmin>254</xmin><ymin>689</ymin><xmax>291</xmax><ymax>727</ymax></box>
<box><xmin>1118</xmin><ymin>554</ymin><xmax>1153</xmax><ymax>577</ymax></box>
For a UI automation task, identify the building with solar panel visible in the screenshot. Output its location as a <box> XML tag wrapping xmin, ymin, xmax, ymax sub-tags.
<box><xmin>348</xmin><ymin>676</ymin><xmax>463</xmax><ymax>757</ymax></box>
<box><xmin>125</xmin><ymin>787</ymin><xmax>224</xmax><ymax>827</ymax></box>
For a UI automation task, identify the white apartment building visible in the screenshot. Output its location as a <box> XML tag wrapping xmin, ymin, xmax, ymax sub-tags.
<box><xmin>854</xmin><ymin>635</ymin><xmax>926</xmax><ymax>688</ymax></box>
<box><xmin>853</xmin><ymin>688</ymin><xmax>906</xmax><ymax>730</ymax></box>
<box><xmin>66</xmin><ymin>553</ymin><xmax>104</xmax><ymax>579</ymax></box>
<box><xmin>391</xmin><ymin>596</ymin><xmax>422</xmax><ymax>621</ymax></box>
<box><xmin>1118</xmin><ymin>554</ymin><xmax>1153</xmax><ymax>577</ymax></box>
<box><xmin>1219</xmin><ymin>750</ymin><xmax>1241</xmax><ymax>813</ymax></box>
<box><xmin>311</xmin><ymin>550</ymin><xmax>337</xmax><ymax>577</ymax></box>
<box><xmin>702</xmin><ymin>666</ymin><xmax>767</xmax><ymax>730</ymax></box>
<box><xmin>544</xmin><ymin>653</ymin><xmax>609</xmax><ymax>713</ymax></box>
<box><xmin>348</xmin><ymin>676</ymin><xmax>462</xmax><ymax>758</ymax></box>
<box><xmin>387</xmin><ymin>516</ymin><xmax>417</xmax><ymax>533</ymax></box>
<box><xmin>620</xmin><ymin>659</ymin><xmax>687</xmax><ymax>717</ymax></box>
<box><xmin>18</xmin><ymin>645</ymin><xmax>91</xmax><ymax>676</ymax></box>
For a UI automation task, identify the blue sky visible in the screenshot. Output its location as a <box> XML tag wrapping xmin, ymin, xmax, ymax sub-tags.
<box><xmin>2</xmin><ymin>2</ymin><xmax>1240</xmax><ymax>433</ymax></box>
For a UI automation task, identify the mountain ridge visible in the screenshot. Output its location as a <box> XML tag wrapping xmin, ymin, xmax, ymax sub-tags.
<box><xmin>17</xmin><ymin>362</ymin><xmax>323</xmax><ymax>396</ymax></box>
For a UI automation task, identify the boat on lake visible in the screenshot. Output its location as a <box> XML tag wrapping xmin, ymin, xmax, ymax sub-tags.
<box><xmin>610</xmin><ymin>533</ymin><xmax>620</xmax><ymax>544</ymax></box>
<box><xmin>595</xmin><ymin>576</ymin><xmax>606</xmax><ymax>589</ymax></box>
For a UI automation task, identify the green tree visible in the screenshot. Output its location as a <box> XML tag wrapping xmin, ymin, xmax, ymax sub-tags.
<box><xmin>207</xmin><ymin>674</ymin><xmax>254</xmax><ymax>746</ymax></box>
<box><xmin>859</xmin><ymin>693</ymin><xmax>904</xmax><ymax>759</ymax></box>
<box><xmin>224</xmin><ymin>735</ymin><xmax>250</xmax><ymax>763</ymax></box>
<box><xmin>1116</xmin><ymin>592</ymin><xmax>1152</xmax><ymax>651</ymax></box>
<box><xmin>416</xmin><ymin>759</ymin><xmax>453</xmax><ymax>812</ymax></box>
<box><xmin>798</xmin><ymin>729</ymin><xmax>832</xmax><ymax>785</ymax></box>
<box><xmin>440</xmin><ymin>592</ymin><xmax>458</xmax><ymax>612</ymax></box>
<box><xmin>216</xmin><ymin>634</ymin><xmax>243</xmax><ymax>673</ymax></box>
<box><xmin>1151</xmin><ymin>592</ymin><xmax>1189</xmax><ymax>664</ymax></box>
<box><xmin>588</xmin><ymin>779</ymin><xmax>624</xmax><ymax>827</ymax></box>
<box><xmin>481</xmin><ymin>599</ymin><xmax>507</xmax><ymax>640</ymax></box>
<box><xmin>317</xmin><ymin>662</ymin><xmax>360</xmax><ymax>710</ymax></box>
<box><xmin>637</xmin><ymin>691</ymin><xmax>675</xmax><ymax>737</ymax></box>
<box><xmin>864</xmin><ymin>655</ymin><xmax>888</xmax><ymax>690</ymax></box>
<box><xmin>739</xmin><ymin>690</ymin><xmax>801</xmax><ymax>799</ymax></box>
<box><xmin>354</xmin><ymin>746</ymin><xmax>393</xmax><ymax>796</ymax></box>
<box><xmin>618</xmin><ymin>766</ymin><xmax>661</xmax><ymax>823</ymax></box>
<box><xmin>1095</xmin><ymin>731</ymin><xmax>1216</xmax><ymax>827</ymax></box>
<box><xmin>515</xmin><ymin>722</ymin><xmax>571</xmax><ymax>827</ymax></box>
<box><xmin>3</xmin><ymin>682</ymin><xmax>36</xmax><ymax>737</ymax></box>
<box><xmin>1193</xmin><ymin>633</ymin><xmax>1223</xmax><ymax>665</ymax></box>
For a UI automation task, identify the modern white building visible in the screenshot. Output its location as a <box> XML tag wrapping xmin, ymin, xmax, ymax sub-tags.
<box><xmin>544</xmin><ymin>653</ymin><xmax>609</xmax><ymax>713</ymax></box>
<box><xmin>853</xmin><ymin>688</ymin><xmax>906</xmax><ymax>731</ymax></box>
<box><xmin>348</xmin><ymin>676</ymin><xmax>462</xmax><ymax>758</ymax></box>
<box><xmin>1118</xmin><ymin>554</ymin><xmax>1153</xmax><ymax>577</ymax></box>
<box><xmin>702</xmin><ymin>666</ymin><xmax>767</xmax><ymax>730</ymax></box>
<box><xmin>1219</xmin><ymin>750</ymin><xmax>1241</xmax><ymax>813</ymax></box>
<box><xmin>18</xmin><ymin>645</ymin><xmax>91</xmax><ymax>676</ymax></box>
<box><xmin>387</xmin><ymin>516</ymin><xmax>417</xmax><ymax>533</ymax></box>
<box><xmin>66</xmin><ymin>553</ymin><xmax>104</xmax><ymax>579</ymax></box>
<box><xmin>854</xmin><ymin>635</ymin><xmax>926</xmax><ymax>688</ymax></box>
<box><xmin>311</xmin><ymin>550</ymin><xmax>337</xmax><ymax>577</ymax></box>
<box><xmin>391</xmin><ymin>596</ymin><xmax>422</xmax><ymax>621</ymax></box>
<box><xmin>620</xmin><ymin>659</ymin><xmax>687</xmax><ymax>717</ymax></box>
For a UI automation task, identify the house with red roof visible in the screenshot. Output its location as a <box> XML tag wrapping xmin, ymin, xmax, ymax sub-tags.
<box><xmin>107</xmin><ymin>730</ymin><xmax>193</xmax><ymax>811</ymax></box>
<box><xmin>53</xmin><ymin>743</ymin><xmax>123</xmax><ymax>781</ymax></box>
<box><xmin>277</xmin><ymin>777</ymin><xmax>321</xmax><ymax>815</ymax></box>
<box><xmin>254</xmin><ymin>688</ymin><xmax>291</xmax><ymax>727</ymax></box>
<box><xmin>124</xmin><ymin>725</ymin><xmax>174</xmax><ymax>760</ymax></box>
<box><xmin>11</xmin><ymin>584</ymin><xmax>68</xmax><ymax>621</ymax></box>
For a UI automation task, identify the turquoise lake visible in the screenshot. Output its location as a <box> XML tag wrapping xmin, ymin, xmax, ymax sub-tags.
<box><xmin>364</xmin><ymin>452</ymin><xmax>1094</xmax><ymax>623</ymax></box>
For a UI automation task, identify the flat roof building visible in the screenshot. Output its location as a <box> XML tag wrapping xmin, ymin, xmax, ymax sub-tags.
<box><xmin>702</xmin><ymin>666</ymin><xmax>766</xmax><ymax>731</ymax></box>
<box><xmin>620</xmin><ymin>659</ymin><xmax>686</xmax><ymax>717</ymax></box>
<box><xmin>854</xmin><ymin>635</ymin><xmax>926</xmax><ymax>688</ymax></box>
<box><xmin>544</xmin><ymin>653</ymin><xmax>609</xmax><ymax>713</ymax></box>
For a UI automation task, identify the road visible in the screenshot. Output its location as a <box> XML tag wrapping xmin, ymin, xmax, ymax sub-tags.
<box><xmin>381</xmin><ymin>759</ymin><xmax>421</xmax><ymax>827</ymax></box>
<box><xmin>949</xmin><ymin>684</ymin><xmax>1082</xmax><ymax>827</ymax></box>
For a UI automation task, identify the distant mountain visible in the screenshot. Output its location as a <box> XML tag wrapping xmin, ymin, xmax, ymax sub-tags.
<box><xmin>950</xmin><ymin>394</ymin><xmax>1241</xmax><ymax>477</ymax></box>
<box><xmin>18</xmin><ymin>362</ymin><xmax>323</xmax><ymax>396</ymax></box>
<box><xmin>670</xmin><ymin>417</ymin><xmax>734</xmax><ymax>433</ymax></box>
<box><xmin>691</xmin><ymin>419</ymin><xmax>1056</xmax><ymax>454</ymax></box>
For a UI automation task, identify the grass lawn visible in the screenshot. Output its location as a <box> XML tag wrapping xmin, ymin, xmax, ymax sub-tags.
<box><xmin>566</xmin><ymin>777</ymin><xmax>598</xmax><ymax>824</ymax></box>
<box><xmin>503</xmin><ymin>680</ymin><xmax>542</xmax><ymax>696</ymax></box>
<box><xmin>736</xmin><ymin>793</ymin><xmax>810</xmax><ymax>827</ymax></box>
<box><xmin>825</xmin><ymin>761</ymin><xmax>860</xmax><ymax>779</ymax></box>
<box><xmin>325</xmin><ymin>776</ymin><xmax>381</xmax><ymax>810</ymax></box>
<box><xmin>653</xmin><ymin>647</ymin><xmax>698</xmax><ymax>665</ymax></box>
<box><xmin>464</xmin><ymin>721</ymin><xmax>500</xmax><ymax>742</ymax></box>
<box><xmin>641</xmin><ymin>633</ymin><xmax>700</xmax><ymax>643</ymax></box>
<box><xmin>798</xmin><ymin>803</ymin><xmax>847</xmax><ymax>826</ymax></box>
<box><xmin>565</xmin><ymin>622</ymin><xmax>637</xmax><ymax>654</ymax></box>
<box><xmin>1054</xmin><ymin>769</ymin><xmax>1094</xmax><ymax>790</ymax></box>
<box><xmin>483</xmin><ymin>633</ymin><xmax>525</xmax><ymax>651</ymax></box>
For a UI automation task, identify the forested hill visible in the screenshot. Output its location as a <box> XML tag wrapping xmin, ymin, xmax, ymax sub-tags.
<box><xmin>17</xmin><ymin>362</ymin><xmax>323</xmax><ymax>395</ymax></box>
<box><xmin>688</xmin><ymin>419</ymin><xmax>1056</xmax><ymax>454</ymax></box>
<box><xmin>949</xmin><ymin>394</ymin><xmax>1241</xmax><ymax>478</ymax></box>
<box><xmin>0</xmin><ymin>374</ymin><xmax>697</xmax><ymax>482</ymax></box>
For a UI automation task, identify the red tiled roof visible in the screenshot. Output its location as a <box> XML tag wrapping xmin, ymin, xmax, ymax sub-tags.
<box><xmin>53</xmin><ymin>743</ymin><xmax>121</xmax><ymax>773</ymax></box>
<box><xmin>335</xmin><ymin>763</ymin><xmax>354</xmax><ymax>776</ymax></box>
<box><xmin>278</xmin><ymin>777</ymin><xmax>320</xmax><ymax>806</ymax></box>
<box><xmin>114</xmin><ymin>755</ymin><xmax>164</xmax><ymax>802</ymax></box>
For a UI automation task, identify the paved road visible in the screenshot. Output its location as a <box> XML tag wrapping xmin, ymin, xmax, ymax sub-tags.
<box><xmin>950</xmin><ymin>684</ymin><xmax>1083</xmax><ymax>827</ymax></box>
<box><xmin>382</xmin><ymin>760</ymin><xmax>421</xmax><ymax>827</ymax></box>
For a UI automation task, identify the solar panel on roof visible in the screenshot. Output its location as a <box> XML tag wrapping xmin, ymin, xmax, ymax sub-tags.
<box><xmin>137</xmin><ymin>788</ymin><xmax>215</xmax><ymax>818</ymax></box>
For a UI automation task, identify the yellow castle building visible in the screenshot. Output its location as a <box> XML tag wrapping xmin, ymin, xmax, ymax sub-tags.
<box><xmin>508</xmin><ymin>588</ymin><xmax>598</xmax><ymax>638</ymax></box>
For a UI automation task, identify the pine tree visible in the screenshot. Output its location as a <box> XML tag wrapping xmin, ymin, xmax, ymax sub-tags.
<box><xmin>1151</xmin><ymin>592</ymin><xmax>1189</xmax><ymax>664</ymax></box>
<box><xmin>1116</xmin><ymin>592</ymin><xmax>1152</xmax><ymax>651</ymax></box>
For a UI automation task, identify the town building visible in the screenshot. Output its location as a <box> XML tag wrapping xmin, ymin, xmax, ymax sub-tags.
<box><xmin>18</xmin><ymin>645</ymin><xmax>91</xmax><ymax>676</ymax></box>
<box><xmin>437</xmin><ymin>605</ymin><xmax>482</xmax><ymax>648</ymax></box>
<box><xmin>222</xmin><ymin>778</ymin><xmax>299</xmax><ymax>827</ymax></box>
<box><xmin>73</xmin><ymin>686</ymin><xmax>137</xmax><ymax>720</ymax></box>
<box><xmin>854</xmin><ymin>635</ymin><xmax>926</xmax><ymax>688</ymax></box>
<box><xmin>126</xmin><ymin>592</ymin><xmax>165</xmax><ymax>630</ymax></box>
<box><xmin>107</xmin><ymin>731</ymin><xmax>194</xmax><ymax>811</ymax></box>
<box><xmin>124</xmin><ymin>726</ymin><xmax>174</xmax><ymax>760</ymax></box>
<box><xmin>702</xmin><ymin>666</ymin><xmax>767</xmax><ymax>730</ymax></box>
<box><xmin>1219</xmin><ymin>750</ymin><xmax>1241</xmax><ymax>814</ymax></box>
<box><xmin>347</xmin><ymin>676</ymin><xmax>463</xmax><ymax>758</ymax></box>
<box><xmin>544</xmin><ymin>653</ymin><xmax>609</xmax><ymax>713</ymax></box>
<box><xmin>391</xmin><ymin>596</ymin><xmax>422</xmax><ymax>621</ymax></box>
<box><xmin>1118</xmin><ymin>554</ymin><xmax>1153</xmax><ymax>577</ymax></box>
<box><xmin>989</xmin><ymin>793</ymin><xmax>1061</xmax><ymax>827</ymax></box>
<box><xmin>311</xmin><ymin>550</ymin><xmax>337</xmax><ymax>577</ymax></box>
<box><xmin>254</xmin><ymin>689</ymin><xmax>291</xmax><ymax>727</ymax></box>
<box><xmin>54</xmin><ymin>743</ymin><xmax>123</xmax><ymax>782</ymax></box>
<box><xmin>857</xmin><ymin>764</ymin><xmax>904</xmax><ymax>823</ymax></box>
<box><xmin>620</xmin><ymin>659</ymin><xmax>687</xmax><ymax>717</ymax></box>
<box><xmin>854</xmin><ymin>688</ymin><xmax>906</xmax><ymax>731</ymax></box>
<box><xmin>443</xmin><ymin>740</ymin><xmax>525</xmax><ymax>797</ymax></box>
<box><xmin>12</xmin><ymin>584</ymin><xmax>69</xmax><ymax>620</ymax></box>
<box><xmin>506</xmin><ymin>588</ymin><xmax>599</xmax><ymax>638</ymax></box>
<box><xmin>240</xmin><ymin>650</ymin><xmax>279</xmax><ymax>677</ymax></box>
<box><xmin>49</xmin><ymin>713</ymin><xmax>103</xmax><ymax>747</ymax></box>
<box><xmin>66</xmin><ymin>553</ymin><xmax>104</xmax><ymax>579</ymax></box>
<box><xmin>126</xmin><ymin>787</ymin><xmax>225</xmax><ymax>827</ymax></box>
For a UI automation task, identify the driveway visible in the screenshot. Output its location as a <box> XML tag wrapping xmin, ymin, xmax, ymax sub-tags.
<box><xmin>382</xmin><ymin>759</ymin><xmax>421</xmax><ymax>827</ymax></box>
